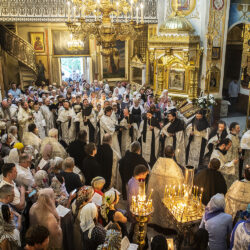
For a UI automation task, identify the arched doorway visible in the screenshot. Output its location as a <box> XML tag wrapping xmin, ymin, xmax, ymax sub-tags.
<box><xmin>222</xmin><ymin>23</ymin><xmax>249</xmax><ymax>116</ymax></box>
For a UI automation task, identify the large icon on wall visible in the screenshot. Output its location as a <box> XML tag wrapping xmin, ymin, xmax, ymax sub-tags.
<box><xmin>168</xmin><ymin>68</ymin><xmax>185</xmax><ymax>90</ymax></box>
<box><xmin>52</xmin><ymin>30</ymin><xmax>89</xmax><ymax>56</ymax></box>
<box><xmin>171</xmin><ymin>0</ymin><xmax>196</xmax><ymax>16</ymax></box>
<box><xmin>102</xmin><ymin>40</ymin><xmax>127</xmax><ymax>80</ymax></box>
<box><xmin>30</xmin><ymin>32</ymin><xmax>45</xmax><ymax>53</ymax></box>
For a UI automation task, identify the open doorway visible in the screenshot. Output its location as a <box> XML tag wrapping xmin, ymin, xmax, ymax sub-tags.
<box><xmin>60</xmin><ymin>57</ymin><xmax>90</xmax><ymax>83</ymax></box>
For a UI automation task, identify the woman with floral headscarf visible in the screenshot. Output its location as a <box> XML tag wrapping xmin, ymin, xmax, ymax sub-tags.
<box><xmin>0</xmin><ymin>204</ymin><xmax>21</xmax><ymax>250</ymax></box>
<box><xmin>100</xmin><ymin>189</ymin><xmax>128</xmax><ymax>237</ymax></box>
<box><xmin>72</xmin><ymin>186</ymin><xmax>94</xmax><ymax>250</ymax></box>
<box><xmin>80</xmin><ymin>202</ymin><xmax>106</xmax><ymax>250</ymax></box>
<box><xmin>29</xmin><ymin>188</ymin><xmax>62</xmax><ymax>249</ymax></box>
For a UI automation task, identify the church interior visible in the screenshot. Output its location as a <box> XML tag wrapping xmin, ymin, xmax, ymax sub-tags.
<box><xmin>0</xmin><ymin>0</ymin><xmax>250</xmax><ymax>249</ymax></box>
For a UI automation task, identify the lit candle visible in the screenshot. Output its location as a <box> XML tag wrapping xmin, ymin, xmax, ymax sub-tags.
<box><xmin>148</xmin><ymin>188</ymin><xmax>153</xmax><ymax>200</ymax></box>
<box><xmin>73</xmin><ymin>6</ymin><xmax>76</xmax><ymax>23</ymax></box>
<box><xmin>82</xmin><ymin>5</ymin><xmax>86</xmax><ymax>19</ymax></box>
<box><xmin>178</xmin><ymin>184</ymin><xmax>181</xmax><ymax>196</ymax></box>
<box><xmin>136</xmin><ymin>6</ymin><xmax>139</xmax><ymax>24</ymax></box>
<box><xmin>67</xmin><ymin>1</ymin><xmax>71</xmax><ymax>21</ymax></box>
<box><xmin>172</xmin><ymin>185</ymin><xmax>175</xmax><ymax>196</ymax></box>
<box><xmin>140</xmin><ymin>3</ymin><xmax>143</xmax><ymax>23</ymax></box>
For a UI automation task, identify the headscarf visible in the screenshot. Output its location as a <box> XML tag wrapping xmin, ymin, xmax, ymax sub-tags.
<box><xmin>1</xmin><ymin>134</ymin><xmax>8</xmax><ymax>144</ymax></box>
<box><xmin>34</xmin><ymin>170</ymin><xmax>49</xmax><ymax>189</ymax></box>
<box><xmin>100</xmin><ymin>189</ymin><xmax>117</xmax><ymax>223</ymax></box>
<box><xmin>36</xmin><ymin>188</ymin><xmax>60</xmax><ymax>221</ymax></box>
<box><xmin>91</xmin><ymin>176</ymin><xmax>106</xmax><ymax>190</ymax></box>
<box><xmin>13</xmin><ymin>142</ymin><xmax>23</xmax><ymax>151</ymax></box>
<box><xmin>97</xmin><ymin>229</ymin><xmax>122</xmax><ymax>250</ymax></box>
<box><xmin>0</xmin><ymin>204</ymin><xmax>20</xmax><ymax>247</ymax></box>
<box><xmin>205</xmin><ymin>193</ymin><xmax>225</xmax><ymax>221</ymax></box>
<box><xmin>79</xmin><ymin>202</ymin><xmax>97</xmax><ymax>238</ymax></box>
<box><xmin>75</xmin><ymin>186</ymin><xmax>94</xmax><ymax>216</ymax></box>
<box><xmin>42</xmin><ymin>143</ymin><xmax>53</xmax><ymax>160</ymax></box>
<box><xmin>6</xmin><ymin>148</ymin><xmax>19</xmax><ymax>164</ymax></box>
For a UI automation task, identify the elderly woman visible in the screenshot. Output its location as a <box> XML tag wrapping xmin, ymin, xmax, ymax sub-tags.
<box><xmin>47</xmin><ymin>157</ymin><xmax>64</xmax><ymax>184</ymax></box>
<box><xmin>200</xmin><ymin>193</ymin><xmax>232</xmax><ymax>250</ymax></box>
<box><xmin>8</xmin><ymin>126</ymin><xmax>19</xmax><ymax>144</ymax></box>
<box><xmin>80</xmin><ymin>203</ymin><xmax>106</xmax><ymax>250</ymax></box>
<box><xmin>72</xmin><ymin>186</ymin><xmax>94</xmax><ymax>250</ymax></box>
<box><xmin>34</xmin><ymin>170</ymin><xmax>49</xmax><ymax>190</ymax></box>
<box><xmin>0</xmin><ymin>204</ymin><xmax>21</xmax><ymax>250</ymax></box>
<box><xmin>101</xmin><ymin>189</ymin><xmax>128</xmax><ymax>237</ymax></box>
<box><xmin>29</xmin><ymin>188</ymin><xmax>63</xmax><ymax>249</ymax></box>
<box><xmin>37</xmin><ymin>143</ymin><xmax>53</xmax><ymax>170</ymax></box>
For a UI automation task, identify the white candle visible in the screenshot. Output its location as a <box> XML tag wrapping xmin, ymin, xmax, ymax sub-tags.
<box><xmin>67</xmin><ymin>1</ymin><xmax>71</xmax><ymax>21</ymax></box>
<box><xmin>140</xmin><ymin>3</ymin><xmax>143</xmax><ymax>23</ymax></box>
<box><xmin>73</xmin><ymin>6</ymin><xmax>76</xmax><ymax>23</ymax></box>
<box><xmin>136</xmin><ymin>6</ymin><xmax>139</xmax><ymax>24</ymax></box>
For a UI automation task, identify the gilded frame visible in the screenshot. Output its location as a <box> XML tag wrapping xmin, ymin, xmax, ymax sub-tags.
<box><xmin>209</xmin><ymin>66</ymin><xmax>220</xmax><ymax>93</ymax></box>
<box><xmin>171</xmin><ymin>0</ymin><xmax>196</xmax><ymax>17</ymax></box>
<box><xmin>29</xmin><ymin>32</ymin><xmax>45</xmax><ymax>53</ymax></box>
<box><xmin>51</xmin><ymin>30</ymin><xmax>90</xmax><ymax>57</ymax></box>
<box><xmin>101</xmin><ymin>40</ymin><xmax>129</xmax><ymax>82</ymax></box>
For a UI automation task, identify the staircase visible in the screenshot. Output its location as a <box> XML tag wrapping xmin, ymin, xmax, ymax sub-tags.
<box><xmin>0</xmin><ymin>24</ymin><xmax>37</xmax><ymax>89</ymax></box>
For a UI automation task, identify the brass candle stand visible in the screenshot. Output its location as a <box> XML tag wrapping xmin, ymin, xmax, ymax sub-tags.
<box><xmin>162</xmin><ymin>166</ymin><xmax>205</xmax><ymax>248</ymax></box>
<box><xmin>130</xmin><ymin>181</ymin><xmax>153</xmax><ymax>250</ymax></box>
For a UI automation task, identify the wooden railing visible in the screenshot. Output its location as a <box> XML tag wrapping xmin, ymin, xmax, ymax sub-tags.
<box><xmin>0</xmin><ymin>24</ymin><xmax>37</xmax><ymax>74</ymax></box>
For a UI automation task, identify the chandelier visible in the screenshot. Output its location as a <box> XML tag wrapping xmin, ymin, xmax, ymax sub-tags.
<box><xmin>67</xmin><ymin>33</ymin><xmax>85</xmax><ymax>50</ymax></box>
<box><xmin>65</xmin><ymin>0</ymin><xmax>144</xmax><ymax>56</ymax></box>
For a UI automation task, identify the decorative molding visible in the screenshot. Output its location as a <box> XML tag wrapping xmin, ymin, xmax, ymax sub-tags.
<box><xmin>0</xmin><ymin>0</ymin><xmax>158</xmax><ymax>23</ymax></box>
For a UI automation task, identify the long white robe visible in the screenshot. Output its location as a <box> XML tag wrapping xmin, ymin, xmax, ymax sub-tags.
<box><xmin>147</xmin><ymin>157</ymin><xmax>184</xmax><ymax>229</ymax></box>
<box><xmin>40</xmin><ymin>137</ymin><xmax>68</xmax><ymax>159</ymax></box>
<box><xmin>17</xmin><ymin>107</ymin><xmax>33</xmax><ymax>140</ymax></box>
<box><xmin>75</xmin><ymin>109</ymin><xmax>96</xmax><ymax>143</ymax></box>
<box><xmin>22</xmin><ymin>132</ymin><xmax>41</xmax><ymax>152</ymax></box>
<box><xmin>227</xmin><ymin>133</ymin><xmax>240</xmax><ymax>180</ymax></box>
<box><xmin>240</xmin><ymin>130</ymin><xmax>250</xmax><ymax>172</ymax></box>
<box><xmin>33</xmin><ymin>110</ymin><xmax>46</xmax><ymax>139</ymax></box>
<box><xmin>40</xmin><ymin>105</ymin><xmax>55</xmax><ymax>136</ymax></box>
<box><xmin>57</xmin><ymin>108</ymin><xmax>76</xmax><ymax>145</ymax></box>
<box><xmin>119</xmin><ymin>117</ymin><xmax>139</xmax><ymax>157</ymax></box>
<box><xmin>225</xmin><ymin>180</ymin><xmax>250</xmax><ymax>218</ymax></box>
<box><xmin>110</xmin><ymin>149</ymin><xmax>122</xmax><ymax>191</ymax></box>
<box><xmin>139</xmin><ymin>120</ymin><xmax>160</xmax><ymax>164</ymax></box>
<box><xmin>161</xmin><ymin>123</ymin><xmax>185</xmax><ymax>167</ymax></box>
<box><xmin>211</xmin><ymin>148</ymin><xmax>235</xmax><ymax>187</ymax></box>
<box><xmin>186</xmin><ymin>124</ymin><xmax>209</xmax><ymax>169</ymax></box>
<box><xmin>100</xmin><ymin>115</ymin><xmax>121</xmax><ymax>158</ymax></box>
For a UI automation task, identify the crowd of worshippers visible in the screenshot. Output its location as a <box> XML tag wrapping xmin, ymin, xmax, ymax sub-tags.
<box><xmin>0</xmin><ymin>80</ymin><xmax>249</xmax><ymax>249</ymax></box>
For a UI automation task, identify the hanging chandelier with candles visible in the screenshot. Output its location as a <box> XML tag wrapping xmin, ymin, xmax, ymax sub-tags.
<box><xmin>65</xmin><ymin>0</ymin><xmax>144</xmax><ymax>56</ymax></box>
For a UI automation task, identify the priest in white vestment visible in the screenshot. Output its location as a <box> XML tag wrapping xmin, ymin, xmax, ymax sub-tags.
<box><xmin>241</xmin><ymin>129</ymin><xmax>250</xmax><ymax>173</ymax></box>
<box><xmin>33</xmin><ymin>102</ymin><xmax>46</xmax><ymax>139</ymax></box>
<box><xmin>147</xmin><ymin>145</ymin><xmax>184</xmax><ymax>229</ymax></box>
<box><xmin>40</xmin><ymin>128</ymin><xmax>68</xmax><ymax>159</ymax></box>
<box><xmin>22</xmin><ymin>123</ymin><xmax>41</xmax><ymax>152</ymax></box>
<box><xmin>75</xmin><ymin>99</ymin><xmax>96</xmax><ymax>143</ymax></box>
<box><xmin>40</xmin><ymin>98</ymin><xmax>55</xmax><ymax>136</ymax></box>
<box><xmin>57</xmin><ymin>100</ymin><xmax>76</xmax><ymax>145</ymax></box>
<box><xmin>227</xmin><ymin>122</ymin><xmax>241</xmax><ymax>180</ymax></box>
<box><xmin>100</xmin><ymin>106</ymin><xmax>121</xmax><ymax>158</ymax></box>
<box><xmin>17</xmin><ymin>101</ymin><xmax>34</xmax><ymax>140</ymax></box>
<box><xmin>120</xmin><ymin>108</ymin><xmax>139</xmax><ymax>156</ymax></box>
<box><xmin>161</xmin><ymin>110</ymin><xmax>185</xmax><ymax>167</ymax></box>
<box><xmin>211</xmin><ymin>138</ymin><xmax>238</xmax><ymax>187</ymax></box>
<box><xmin>186</xmin><ymin>110</ymin><xmax>210</xmax><ymax>169</ymax></box>
<box><xmin>225</xmin><ymin>166</ymin><xmax>250</xmax><ymax>218</ymax></box>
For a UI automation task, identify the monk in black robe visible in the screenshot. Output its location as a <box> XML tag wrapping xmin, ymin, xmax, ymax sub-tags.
<box><xmin>194</xmin><ymin>158</ymin><xmax>227</xmax><ymax>205</ymax></box>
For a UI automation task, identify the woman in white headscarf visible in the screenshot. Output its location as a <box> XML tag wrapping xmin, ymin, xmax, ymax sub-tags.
<box><xmin>80</xmin><ymin>202</ymin><xmax>106</xmax><ymax>250</ymax></box>
<box><xmin>200</xmin><ymin>194</ymin><xmax>232</xmax><ymax>250</ymax></box>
